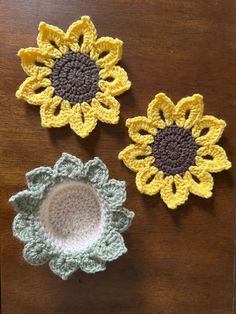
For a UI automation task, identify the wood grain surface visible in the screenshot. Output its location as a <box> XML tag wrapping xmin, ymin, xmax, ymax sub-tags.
<box><xmin>0</xmin><ymin>1</ymin><xmax>236</xmax><ymax>313</ymax></box>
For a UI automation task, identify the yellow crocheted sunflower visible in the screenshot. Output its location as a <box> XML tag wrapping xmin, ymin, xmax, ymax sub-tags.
<box><xmin>16</xmin><ymin>16</ymin><xmax>131</xmax><ymax>137</ymax></box>
<box><xmin>119</xmin><ymin>93</ymin><xmax>231</xmax><ymax>209</ymax></box>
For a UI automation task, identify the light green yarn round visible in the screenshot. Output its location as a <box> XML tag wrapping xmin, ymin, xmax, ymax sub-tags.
<box><xmin>9</xmin><ymin>153</ymin><xmax>134</xmax><ymax>280</ymax></box>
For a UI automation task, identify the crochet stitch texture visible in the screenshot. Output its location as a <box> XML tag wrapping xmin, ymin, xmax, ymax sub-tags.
<box><xmin>119</xmin><ymin>93</ymin><xmax>231</xmax><ymax>209</ymax></box>
<box><xmin>9</xmin><ymin>153</ymin><xmax>134</xmax><ymax>279</ymax></box>
<box><xmin>16</xmin><ymin>16</ymin><xmax>131</xmax><ymax>137</ymax></box>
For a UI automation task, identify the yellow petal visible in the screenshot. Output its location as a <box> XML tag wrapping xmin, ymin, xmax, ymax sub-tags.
<box><xmin>18</xmin><ymin>48</ymin><xmax>54</xmax><ymax>77</ymax></box>
<box><xmin>66</xmin><ymin>16</ymin><xmax>97</xmax><ymax>53</ymax></box>
<box><xmin>147</xmin><ymin>93</ymin><xmax>175</xmax><ymax>128</ymax></box>
<box><xmin>99</xmin><ymin>66</ymin><xmax>131</xmax><ymax>96</ymax></box>
<box><xmin>91</xmin><ymin>92</ymin><xmax>120</xmax><ymax>124</ymax></box>
<box><xmin>69</xmin><ymin>103</ymin><xmax>97</xmax><ymax>138</ymax></box>
<box><xmin>184</xmin><ymin>166</ymin><xmax>213</xmax><ymax>198</ymax></box>
<box><xmin>175</xmin><ymin>94</ymin><xmax>203</xmax><ymax>128</ymax></box>
<box><xmin>192</xmin><ymin>115</ymin><xmax>226</xmax><ymax>146</ymax></box>
<box><xmin>136</xmin><ymin>166</ymin><xmax>164</xmax><ymax>195</ymax></box>
<box><xmin>90</xmin><ymin>37</ymin><xmax>123</xmax><ymax>68</ymax></box>
<box><xmin>160</xmin><ymin>175</ymin><xmax>189</xmax><ymax>209</ymax></box>
<box><xmin>40</xmin><ymin>96</ymin><xmax>71</xmax><ymax>127</ymax></box>
<box><xmin>126</xmin><ymin>117</ymin><xmax>157</xmax><ymax>144</ymax></box>
<box><xmin>118</xmin><ymin>144</ymin><xmax>155</xmax><ymax>172</ymax></box>
<box><xmin>37</xmin><ymin>22</ymin><xmax>68</xmax><ymax>58</ymax></box>
<box><xmin>16</xmin><ymin>77</ymin><xmax>54</xmax><ymax>105</ymax></box>
<box><xmin>196</xmin><ymin>144</ymin><xmax>231</xmax><ymax>172</ymax></box>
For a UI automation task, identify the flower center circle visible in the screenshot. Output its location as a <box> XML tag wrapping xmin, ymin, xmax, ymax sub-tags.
<box><xmin>39</xmin><ymin>181</ymin><xmax>105</xmax><ymax>253</ymax></box>
<box><xmin>151</xmin><ymin>125</ymin><xmax>198</xmax><ymax>176</ymax></box>
<box><xmin>50</xmin><ymin>52</ymin><xmax>100</xmax><ymax>104</ymax></box>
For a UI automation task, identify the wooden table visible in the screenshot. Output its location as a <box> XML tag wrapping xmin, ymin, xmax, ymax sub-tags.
<box><xmin>1</xmin><ymin>1</ymin><xmax>235</xmax><ymax>313</ymax></box>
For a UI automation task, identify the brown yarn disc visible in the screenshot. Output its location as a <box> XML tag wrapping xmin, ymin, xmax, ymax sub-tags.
<box><xmin>151</xmin><ymin>125</ymin><xmax>198</xmax><ymax>176</ymax></box>
<box><xmin>50</xmin><ymin>52</ymin><xmax>100</xmax><ymax>104</ymax></box>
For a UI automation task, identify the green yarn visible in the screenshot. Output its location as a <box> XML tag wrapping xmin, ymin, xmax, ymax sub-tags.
<box><xmin>9</xmin><ymin>153</ymin><xmax>134</xmax><ymax>280</ymax></box>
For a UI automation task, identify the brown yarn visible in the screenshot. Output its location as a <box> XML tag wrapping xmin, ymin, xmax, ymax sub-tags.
<box><xmin>151</xmin><ymin>125</ymin><xmax>198</xmax><ymax>176</ymax></box>
<box><xmin>50</xmin><ymin>52</ymin><xmax>100</xmax><ymax>104</ymax></box>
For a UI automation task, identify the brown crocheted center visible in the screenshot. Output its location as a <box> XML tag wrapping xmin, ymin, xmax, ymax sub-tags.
<box><xmin>50</xmin><ymin>52</ymin><xmax>100</xmax><ymax>104</ymax></box>
<box><xmin>151</xmin><ymin>125</ymin><xmax>198</xmax><ymax>176</ymax></box>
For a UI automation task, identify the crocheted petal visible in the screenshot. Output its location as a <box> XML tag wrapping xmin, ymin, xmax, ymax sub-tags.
<box><xmin>111</xmin><ymin>207</ymin><xmax>135</xmax><ymax>233</ymax></box>
<box><xmin>79</xmin><ymin>255</ymin><xmax>106</xmax><ymax>273</ymax></box>
<box><xmin>49</xmin><ymin>255</ymin><xmax>79</xmax><ymax>280</ymax></box>
<box><xmin>160</xmin><ymin>175</ymin><xmax>189</xmax><ymax>209</ymax></box>
<box><xmin>136</xmin><ymin>166</ymin><xmax>164</xmax><ymax>196</ymax></box>
<box><xmin>192</xmin><ymin>115</ymin><xmax>226</xmax><ymax>146</ymax></box>
<box><xmin>54</xmin><ymin>152</ymin><xmax>83</xmax><ymax>179</ymax></box>
<box><xmin>184</xmin><ymin>166</ymin><xmax>213</xmax><ymax>198</ymax></box>
<box><xmin>37</xmin><ymin>21</ymin><xmax>69</xmax><ymax>58</ymax></box>
<box><xmin>69</xmin><ymin>103</ymin><xmax>97</xmax><ymax>138</ymax></box>
<box><xmin>66</xmin><ymin>16</ymin><xmax>97</xmax><ymax>53</ymax></box>
<box><xmin>16</xmin><ymin>76</ymin><xmax>54</xmax><ymax>106</ymax></box>
<box><xmin>95</xmin><ymin>230</ymin><xmax>127</xmax><ymax>261</ymax></box>
<box><xmin>91</xmin><ymin>37</ymin><xmax>123</xmax><ymax>68</ymax></box>
<box><xmin>40</xmin><ymin>97</ymin><xmax>71</xmax><ymax>128</ymax></box>
<box><xmin>26</xmin><ymin>166</ymin><xmax>54</xmax><ymax>191</ymax></box>
<box><xmin>118</xmin><ymin>144</ymin><xmax>155</xmax><ymax>172</ymax></box>
<box><xmin>13</xmin><ymin>213</ymin><xmax>35</xmax><ymax>242</ymax></box>
<box><xmin>99</xmin><ymin>179</ymin><xmax>126</xmax><ymax>208</ymax></box>
<box><xmin>195</xmin><ymin>145</ymin><xmax>231</xmax><ymax>173</ymax></box>
<box><xmin>9</xmin><ymin>190</ymin><xmax>42</xmax><ymax>213</ymax></box>
<box><xmin>84</xmin><ymin>157</ymin><xmax>109</xmax><ymax>186</ymax></box>
<box><xmin>92</xmin><ymin>92</ymin><xmax>120</xmax><ymax>124</ymax></box>
<box><xmin>99</xmin><ymin>66</ymin><xmax>131</xmax><ymax>96</ymax></box>
<box><xmin>126</xmin><ymin>117</ymin><xmax>157</xmax><ymax>144</ymax></box>
<box><xmin>18</xmin><ymin>48</ymin><xmax>54</xmax><ymax>77</ymax></box>
<box><xmin>147</xmin><ymin>93</ymin><xmax>175</xmax><ymax>128</ymax></box>
<box><xmin>23</xmin><ymin>241</ymin><xmax>51</xmax><ymax>265</ymax></box>
<box><xmin>175</xmin><ymin>94</ymin><xmax>204</xmax><ymax>129</ymax></box>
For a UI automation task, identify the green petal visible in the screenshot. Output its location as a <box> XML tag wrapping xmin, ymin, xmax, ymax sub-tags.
<box><xmin>99</xmin><ymin>179</ymin><xmax>126</xmax><ymax>208</ymax></box>
<box><xmin>54</xmin><ymin>153</ymin><xmax>83</xmax><ymax>179</ymax></box>
<box><xmin>23</xmin><ymin>241</ymin><xmax>50</xmax><ymax>265</ymax></box>
<box><xmin>84</xmin><ymin>157</ymin><xmax>109</xmax><ymax>186</ymax></box>
<box><xmin>26</xmin><ymin>166</ymin><xmax>54</xmax><ymax>191</ymax></box>
<box><xmin>111</xmin><ymin>208</ymin><xmax>134</xmax><ymax>233</ymax></box>
<box><xmin>95</xmin><ymin>230</ymin><xmax>127</xmax><ymax>261</ymax></box>
<box><xmin>13</xmin><ymin>213</ymin><xmax>35</xmax><ymax>242</ymax></box>
<box><xmin>79</xmin><ymin>254</ymin><xmax>106</xmax><ymax>273</ymax></box>
<box><xmin>9</xmin><ymin>190</ymin><xmax>42</xmax><ymax>213</ymax></box>
<box><xmin>49</xmin><ymin>255</ymin><xmax>79</xmax><ymax>280</ymax></box>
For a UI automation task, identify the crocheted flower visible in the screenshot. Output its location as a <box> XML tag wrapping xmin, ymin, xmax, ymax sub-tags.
<box><xmin>119</xmin><ymin>93</ymin><xmax>231</xmax><ymax>209</ymax></box>
<box><xmin>16</xmin><ymin>16</ymin><xmax>131</xmax><ymax>137</ymax></box>
<box><xmin>9</xmin><ymin>153</ymin><xmax>134</xmax><ymax>279</ymax></box>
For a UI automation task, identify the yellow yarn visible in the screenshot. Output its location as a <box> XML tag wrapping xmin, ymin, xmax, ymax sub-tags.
<box><xmin>16</xmin><ymin>16</ymin><xmax>131</xmax><ymax>138</ymax></box>
<box><xmin>119</xmin><ymin>93</ymin><xmax>231</xmax><ymax>209</ymax></box>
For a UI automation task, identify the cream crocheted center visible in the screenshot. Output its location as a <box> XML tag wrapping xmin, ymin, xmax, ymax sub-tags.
<box><xmin>39</xmin><ymin>181</ymin><xmax>105</xmax><ymax>253</ymax></box>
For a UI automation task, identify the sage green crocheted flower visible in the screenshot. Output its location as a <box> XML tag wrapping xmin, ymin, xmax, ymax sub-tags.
<box><xmin>9</xmin><ymin>153</ymin><xmax>134</xmax><ymax>280</ymax></box>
